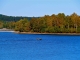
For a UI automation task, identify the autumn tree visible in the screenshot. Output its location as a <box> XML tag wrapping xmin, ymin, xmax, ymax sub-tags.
<box><xmin>70</xmin><ymin>13</ymin><xmax>79</xmax><ymax>32</ymax></box>
<box><xmin>15</xmin><ymin>18</ymin><xmax>30</xmax><ymax>32</ymax></box>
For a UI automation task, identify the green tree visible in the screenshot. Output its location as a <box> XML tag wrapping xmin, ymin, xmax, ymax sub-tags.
<box><xmin>0</xmin><ymin>21</ymin><xmax>3</xmax><ymax>28</ymax></box>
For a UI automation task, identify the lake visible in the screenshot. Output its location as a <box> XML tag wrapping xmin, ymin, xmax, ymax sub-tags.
<box><xmin>0</xmin><ymin>32</ymin><xmax>80</xmax><ymax>60</ymax></box>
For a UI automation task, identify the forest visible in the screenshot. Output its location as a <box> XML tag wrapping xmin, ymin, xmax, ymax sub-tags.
<box><xmin>0</xmin><ymin>12</ymin><xmax>80</xmax><ymax>33</ymax></box>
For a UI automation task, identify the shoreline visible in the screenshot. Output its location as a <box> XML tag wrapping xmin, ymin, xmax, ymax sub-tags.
<box><xmin>14</xmin><ymin>31</ymin><xmax>80</xmax><ymax>35</ymax></box>
<box><xmin>0</xmin><ymin>28</ymin><xmax>80</xmax><ymax>35</ymax></box>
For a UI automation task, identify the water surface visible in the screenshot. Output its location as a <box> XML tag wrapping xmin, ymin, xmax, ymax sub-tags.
<box><xmin>0</xmin><ymin>32</ymin><xmax>80</xmax><ymax>60</ymax></box>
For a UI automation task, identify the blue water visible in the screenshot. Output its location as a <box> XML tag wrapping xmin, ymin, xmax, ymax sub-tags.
<box><xmin>0</xmin><ymin>32</ymin><xmax>80</xmax><ymax>60</ymax></box>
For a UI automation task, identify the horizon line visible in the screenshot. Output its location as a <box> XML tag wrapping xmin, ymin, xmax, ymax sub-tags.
<box><xmin>0</xmin><ymin>12</ymin><xmax>80</xmax><ymax>17</ymax></box>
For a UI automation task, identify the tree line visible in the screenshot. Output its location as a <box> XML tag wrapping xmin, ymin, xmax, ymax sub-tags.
<box><xmin>0</xmin><ymin>12</ymin><xmax>80</xmax><ymax>33</ymax></box>
<box><xmin>0</xmin><ymin>14</ymin><xmax>37</xmax><ymax>21</ymax></box>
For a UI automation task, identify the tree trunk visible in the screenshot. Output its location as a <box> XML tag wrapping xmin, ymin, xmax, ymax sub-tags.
<box><xmin>76</xmin><ymin>24</ymin><xmax>77</xmax><ymax>33</ymax></box>
<box><xmin>68</xmin><ymin>23</ymin><xmax>69</xmax><ymax>30</ymax></box>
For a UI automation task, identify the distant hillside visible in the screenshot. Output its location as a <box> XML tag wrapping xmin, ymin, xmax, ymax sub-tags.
<box><xmin>0</xmin><ymin>14</ymin><xmax>38</xmax><ymax>22</ymax></box>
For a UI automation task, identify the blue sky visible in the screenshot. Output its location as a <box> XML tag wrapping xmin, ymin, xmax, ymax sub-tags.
<box><xmin>0</xmin><ymin>0</ymin><xmax>80</xmax><ymax>17</ymax></box>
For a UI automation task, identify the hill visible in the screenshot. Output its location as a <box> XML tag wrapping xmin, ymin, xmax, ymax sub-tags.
<box><xmin>0</xmin><ymin>14</ymin><xmax>37</xmax><ymax>22</ymax></box>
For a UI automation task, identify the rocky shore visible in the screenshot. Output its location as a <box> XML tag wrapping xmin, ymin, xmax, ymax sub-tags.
<box><xmin>0</xmin><ymin>28</ymin><xmax>14</xmax><ymax>31</ymax></box>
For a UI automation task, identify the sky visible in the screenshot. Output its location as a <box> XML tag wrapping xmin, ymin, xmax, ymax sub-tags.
<box><xmin>0</xmin><ymin>0</ymin><xmax>80</xmax><ymax>17</ymax></box>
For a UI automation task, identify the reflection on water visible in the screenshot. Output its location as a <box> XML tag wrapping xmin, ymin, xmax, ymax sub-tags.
<box><xmin>0</xmin><ymin>32</ymin><xmax>80</xmax><ymax>60</ymax></box>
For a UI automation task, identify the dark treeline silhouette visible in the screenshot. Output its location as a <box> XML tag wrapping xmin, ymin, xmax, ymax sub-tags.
<box><xmin>0</xmin><ymin>12</ymin><xmax>80</xmax><ymax>33</ymax></box>
<box><xmin>0</xmin><ymin>14</ymin><xmax>37</xmax><ymax>21</ymax></box>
